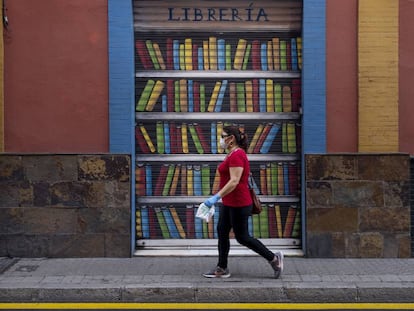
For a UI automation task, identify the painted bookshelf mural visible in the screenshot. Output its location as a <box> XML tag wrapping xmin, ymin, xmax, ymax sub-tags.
<box><xmin>135</xmin><ymin>30</ymin><xmax>302</xmax><ymax>243</ymax></box>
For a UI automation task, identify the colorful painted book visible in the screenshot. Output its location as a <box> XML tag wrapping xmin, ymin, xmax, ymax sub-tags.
<box><xmin>135</xmin><ymin>164</ymin><xmax>145</xmax><ymax>196</ymax></box>
<box><xmin>181</xmin><ymin>123</ymin><xmax>189</xmax><ymax>154</ymax></box>
<box><xmin>194</xmin><ymin>123</ymin><xmax>209</xmax><ymax>153</ymax></box>
<box><xmin>146</xmin><ymin>80</ymin><xmax>165</xmax><ymax>112</ymax></box>
<box><xmin>275</xmin><ymin>205</ymin><xmax>283</xmax><ymax>238</ymax></box>
<box><xmin>166</xmin><ymin>38</ymin><xmax>173</xmax><ymax>70</ymax></box>
<box><xmin>167</xmin><ymin>80</ymin><xmax>174</xmax><ymax>112</ymax></box>
<box><xmin>242</xmin><ymin>43</ymin><xmax>251</xmax><ymax>70</ymax></box>
<box><xmin>162</xmin><ymin>207</ymin><xmax>180</xmax><ymax>238</ymax></box>
<box><xmin>289</xmin><ymin>162</ymin><xmax>298</xmax><ymax>196</ymax></box>
<box><xmin>260</xmin><ymin>43</ymin><xmax>267</xmax><ymax>71</ymax></box>
<box><xmin>259</xmin><ymin>205</ymin><xmax>269</xmax><ymax>238</ymax></box>
<box><xmin>193</xmin><ymin>81</ymin><xmax>200</xmax><ymax>112</ymax></box>
<box><xmin>272</xmin><ymin>37</ymin><xmax>280</xmax><ymax>70</ymax></box>
<box><xmin>274</xmin><ymin>84</ymin><xmax>283</xmax><ymax>112</ymax></box>
<box><xmin>291</xmin><ymin>38</ymin><xmax>298</xmax><ymax>71</ymax></box>
<box><xmin>277</xmin><ymin>163</ymin><xmax>284</xmax><ymax>195</ymax></box>
<box><xmin>216</xmin><ymin>121</ymin><xmax>224</xmax><ymax>154</ymax></box>
<box><xmin>188</xmin><ymin>123</ymin><xmax>204</xmax><ymax>154</ymax></box>
<box><xmin>146</xmin><ymin>40</ymin><xmax>160</xmax><ymax>70</ymax></box>
<box><xmin>270</xmin><ymin>162</ymin><xmax>278</xmax><ymax>196</ymax></box>
<box><xmin>201</xmin><ymin>164</ymin><xmax>211</xmax><ymax>196</ymax></box>
<box><xmin>154</xmin><ymin>164</ymin><xmax>169</xmax><ymax>196</ymax></box>
<box><xmin>184</xmin><ymin>38</ymin><xmax>193</xmax><ymax>70</ymax></box>
<box><xmin>282</xmin><ymin>85</ymin><xmax>292</xmax><ymax>112</ymax></box>
<box><xmin>253</xmin><ymin>123</ymin><xmax>271</xmax><ymax>153</ymax></box>
<box><xmin>173</xmin><ymin>39</ymin><xmax>180</xmax><ymax>70</ymax></box>
<box><xmin>217</xmin><ymin>39</ymin><xmax>225</xmax><ymax>70</ymax></box>
<box><xmin>179</xmin><ymin>79</ymin><xmax>188</xmax><ymax>112</ymax></box>
<box><xmin>297</xmin><ymin>37</ymin><xmax>302</xmax><ymax>69</ymax></box>
<box><xmin>287</xmin><ymin>123</ymin><xmax>297</xmax><ymax>153</ymax></box>
<box><xmin>154</xmin><ymin>208</ymin><xmax>169</xmax><ymax>238</ymax></box>
<box><xmin>193</xmin><ymin>44</ymin><xmax>198</xmax><ymax>70</ymax></box>
<box><xmin>291</xmin><ymin>209</ymin><xmax>301</xmax><ymax>238</ymax></box>
<box><xmin>188</xmin><ymin>79</ymin><xmax>194</xmax><ymax>112</ymax></box>
<box><xmin>156</xmin><ymin>121</ymin><xmax>165</xmax><ymax>154</ymax></box>
<box><xmin>259</xmin><ymin>164</ymin><xmax>267</xmax><ymax>195</ymax></box>
<box><xmin>179</xmin><ymin>44</ymin><xmax>185</xmax><ymax>70</ymax></box>
<box><xmin>174</xmin><ymin>80</ymin><xmax>180</xmax><ymax>112</ymax></box>
<box><xmin>267</xmin><ymin>40</ymin><xmax>273</xmax><ymax>70</ymax></box>
<box><xmin>200</xmin><ymin>83</ymin><xmax>206</xmax><ymax>112</ymax></box>
<box><xmin>207</xmin><ymin>81</ymin><xmax>222</xmax><ymax>112</ymax></box>
<box><xmin>138</xmin><ymin>124</ymin><xmax>156</xmax><ymax>153</ymax></box>
<box><xmin>284</xmin><ymin>163</ymin><xmax>290</xmax><ymax>195</ymax></box>
<box><xmin>245</xmin><ymin>80</ymin><xmax>253</xmax><ymax>112</ymax></box>
<box><xmin>180</xmin><ymin>164</ymin><xmax>187</xmax><ymax>195</ymax></box>
<box><xmin>193</xmin><ymin>165</ymin><xmax>202</xmax><ymax>196</ymax></box>
<box><xmin>252</xmin><ymin>40</ymin><xmax>261</xmax><ymax>70</ymax></box>
<box><xmin>186</xmin><ymin>165</ymin><xmax>193</xmax><ymax>196</ymax></box>
<box><xmin>266</xmin><ymin>79</ymin><xmax>274</xmax><ymax>112</ymax></box>
<box><xmin>136</xmin><ymin>40</ymin><xmax>152</xmax><ymax>70</ymax></box>
<box><xmin>140</xmin><ymin>206</ymin><xmax>150</xmax><ymax>238</ymax></box>
<box><xmin>236</xmin><ymin>82</ymin><xmax>246</xmax><ymax>112</ymax></box>
<box><xmin>186</xmin><ymin>205</ymin><xmax>195</xmax><ymax>238</ymax></box>
<box><xmin>229</xmin><ymin>82</ymin><xmax>237</xmax><ymax>112</ymax></box>
<box><xmin>136</xmin><ymin>79</ymin><xmax>155</xmax><ymax>112</ymax></box>
<box><xmin>234</xmin><ymin>38</ymin><xmax>247</xmax><ymax>70</ymax></box>
<box><xmin>135</xmin><ymin>126</ymin><xmax>150</xmax><ymax>154</ymax></box>
<box><xmin>280</xmin><ymin>40</ymin><xmax>287</xmax><ymax>71</ymax></box>
<box><xmin>225</xmin><ymin>44</ymin><xmax>232</xmax><ymax>70</ymax></box>
<box><xmin>145</xmin><ymin>164</ymin><xmax>152</xmax><ymax>196</ymax></box>
<box><xmin>169</xmin><ymin>164</ymin><xmax>180</xmax><ymax>196</ymax></box>
<box><xmin>203</xmin><ymin>40</ymin><xmax>209</xmax><ymax>70</ymax></box>
<box><xmin>162</xmin><ymin>164</ymin><xmax>175</xmax><ymax>196</ymax></box>
<box><xmin>211</xmin><ymin>122</ymin><xmax>217</xmax><ymax>154</ymax></box>
<box><xmin>209</xmin><ymin>36</ymin><xmax>217</xmax><ymax>70</ymax></box>
<box><xmin>266</xmin><ymin>163</ymin><xmax>272</xmax><ymax>195</ymax></box>
<box><xmin>259</xmin><ymin>79</ymin><xmax>266</xmax><ymax>112</ymax></box>
<box><xmin>215</xmin><ymin>80</ymin><xmax>228</xmax><ymax>112</ymax></box>
<box><xmin>149</xmin><ymin>208</ymin><xmax>157</xmax><ymax>238</ymax></box>
<box><xmin>267</xmin><ymin>205</ymin><xmax>277</xmax><ymax>238</ymax></box>
<box><xmin>291</xmin><ymin>79</ymin><xmax>301</xmax><ymax>112</ymax></box>
<box><xmin>260</xmin><ymin>123</ymin><xmax>281</xmax><ymax>154</ymax></box>
<box><xmin>248</xmin><ymin>123</ymin><xmax>264</xmax><ymax>154</ymax></box>
<box><xmin>283</xmin><ymin>206</ymin><xmax>297</xmax><ymax>238</ymax></box>
<box><xmin>198</xmin><ymin>46</ymin><xmax>204</xmax><ymax>70</ymax></box>
<box><xmin>153</xmin><ymin>42</ymin><xmax>166</xmax><ymax>70</ymax></box>
<box><xmin>252</xmin><ymin>79</ymin><xmax>259</xmax><ymax>112</ymax></box>
<box><xmin>170</xmin><ymin>207</ymin><xmax>186</xmax><ymax>238</ymax></box>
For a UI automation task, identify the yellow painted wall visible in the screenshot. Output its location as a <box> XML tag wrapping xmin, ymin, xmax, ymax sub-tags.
<box><xmin>358</xmin><ymin>0</ymin><xmax>399</xmax><ymax>152</ymax></box>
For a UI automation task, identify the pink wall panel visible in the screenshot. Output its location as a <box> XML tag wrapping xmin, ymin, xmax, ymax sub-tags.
<box><xmin>326</xmin><ymin>0</ymin><xmax>358</xmax><ymax>152</ymax></box>
<box><xmin>399</xmin><ymin>0</ymin><xmax>414</xmax><ymax>155</ymax></box>
<box><xmin>4</xmin><ymin>0</ymin><xmax>108</xmax><ymax>152</ymax></box>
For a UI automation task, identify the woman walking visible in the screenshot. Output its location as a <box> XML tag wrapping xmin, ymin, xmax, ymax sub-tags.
<box><xmin>202</xmin><ymin>125</ymin><xmax>284</xmax><ymax>279</ymax></box>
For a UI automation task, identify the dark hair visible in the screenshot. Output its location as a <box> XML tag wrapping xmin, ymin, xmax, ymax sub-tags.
<box><xmin>223</xmin><ymin>125</ymin><xmax>249</xmax><ymax>151</ymax></box>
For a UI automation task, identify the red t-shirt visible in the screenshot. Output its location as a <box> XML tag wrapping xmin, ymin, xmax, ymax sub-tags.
<box><xmin>218</xmin><ymin>148</ymin><xmax>252</xmax><ymax>207</ymax></box>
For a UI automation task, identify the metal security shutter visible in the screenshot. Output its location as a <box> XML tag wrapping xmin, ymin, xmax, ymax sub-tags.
<box><xmin>133</xmin><ymin>0</ymin><xmax>303</xmax><ymax>256</ymax></box>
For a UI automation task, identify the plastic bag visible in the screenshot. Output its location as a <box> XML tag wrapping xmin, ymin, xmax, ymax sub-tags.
<box><xmin>196</xmin><ymin>202</ymin><xmax>215</xmax><ymax>223</ymax></box>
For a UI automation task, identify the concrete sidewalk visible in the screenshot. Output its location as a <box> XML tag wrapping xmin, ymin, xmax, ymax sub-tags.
<box><xmin>0</xmin><ymin>256</ymin><xmax>413</xmax><ymax>303</ymax></box>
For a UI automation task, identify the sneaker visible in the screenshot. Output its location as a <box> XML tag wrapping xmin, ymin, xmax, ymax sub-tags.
<box><xmin>202</xmin><ymin>266</ymin><xmax>231</xmax><ymax>278</ymax></box>
<box><xmin>270</xmin><ymin>251</ymin><xmax>284</xmax><ymax>279</ymax></box>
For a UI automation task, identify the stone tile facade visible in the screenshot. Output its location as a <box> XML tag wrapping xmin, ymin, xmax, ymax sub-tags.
<box><xmin>306</xmin><ymin>154</ymin><xmax>411</xmax><ymax>258</ymax></box>
<box><xmin>0</xmin><ymin>155</ymin><xmax>131</xmax><ymax>257</ymax></box>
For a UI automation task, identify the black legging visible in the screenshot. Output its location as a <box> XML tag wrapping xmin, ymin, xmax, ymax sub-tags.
<box><xmin>217</xmin><ymin>204</ymin><xmax>275</xmax><ymax>269</ymax></box>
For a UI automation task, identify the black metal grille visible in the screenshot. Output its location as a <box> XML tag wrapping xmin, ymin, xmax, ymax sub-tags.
<box><xmin>410</xmin><ymin>157</ymin><xmax>414</xmax><ymax>257</ymax></box>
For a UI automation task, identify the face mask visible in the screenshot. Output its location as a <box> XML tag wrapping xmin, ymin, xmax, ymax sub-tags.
<box><xmin>219</xmin><ymin>137</ymin><xmax>228</xmax><ymax>149</ymax></box>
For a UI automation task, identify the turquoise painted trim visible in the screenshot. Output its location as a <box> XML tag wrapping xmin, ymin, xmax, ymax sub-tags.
<box><xmin>301</xmin><ymin>0</ymin><xmax>327</xmax><ymax>255</ymax></box>
<box><xmin>108</xmin><ymin>0</ymin><xmax>136</xmax><ymax>256</ymax></box>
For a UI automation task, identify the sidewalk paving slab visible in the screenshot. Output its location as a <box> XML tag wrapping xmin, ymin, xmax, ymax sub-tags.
<box><xmin>0</xmin><ymin>257</ymin><xmax>413</xmax><ymax>303</ymax></box>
